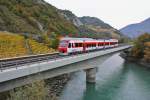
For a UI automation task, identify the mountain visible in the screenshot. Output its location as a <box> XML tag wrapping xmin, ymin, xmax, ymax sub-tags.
<box><xmin>0</xmin><ymin>0</ymin><xmax>126</xmax><ymax>44</ymax></box>
<box><xmin>60</xmin><ymin>10</ymin><xmax>123</xmax><ymax>39</ymax></box>
<box><xmin>79</xmin><ymin>16</ymin><xmax>112</xmax><ymax>29</ymax></box>
<box><xmin>0</xmin><ymin>0</ymin><xmax>78</xmax><ymax>36</ymax></box>
<box><xmin>120</xmin><ymin>18</ymin><xmax>150</xmax><ymax>38</ymax></box>
<box><xmin>0</xmin><ymin>0</ymin><xmax>128</xmax><ymax>59</ymax></box>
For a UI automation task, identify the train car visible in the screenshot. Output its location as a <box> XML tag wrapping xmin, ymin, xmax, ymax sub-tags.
<box><xmin>58</xmin><ymin>38</ymin><xmax>84</xmax><ymax>55</ymax></box>
<box><xmin>83</xmin><ymin>39</ymin><xmax>98</xmax><ymax>51</ymax></box>
<box><xmin>109</xmin><ymin>39</ymin><xmax>117</xmax><ymax>48</ymax></box>
<box><xmin>58</xmin><ymin>37</ymin><xmax>118</xmax><ymax>55</ymax></box>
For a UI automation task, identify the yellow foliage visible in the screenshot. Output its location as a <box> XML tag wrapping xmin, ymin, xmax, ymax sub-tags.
<box><xmin>28</xmin><ymin>39</ymin><xmax>55</xmax><ymax>54</ymax></box>
<box><xmin>0</xmin><ymin>32</ymin><xmax>28</xmax><ymax>58</ymax></box>
<box><xmin>144</xmin><ymin>42</ymin><xmax>150</xmax><ymax>47</ymax></box>
<box><xmin>131</xmin><ymin>33</ymin><xmax>150</xmax><ymax>58</ymax></box>
<box><xmin>0</xmin><ymin>32</ymin><xmax>55</xmax><ymax>59</ymax></box>
<box><xmin>144</xmin><ymin>42</ymin><xmax>150</xmax><ymax>62</ymax></box>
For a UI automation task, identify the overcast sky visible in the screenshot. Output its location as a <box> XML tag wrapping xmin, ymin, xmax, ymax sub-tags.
<box><xmin>45</xmin><ymin>0</ymin><xmax>150</xmax><ymax>29</ymax></box>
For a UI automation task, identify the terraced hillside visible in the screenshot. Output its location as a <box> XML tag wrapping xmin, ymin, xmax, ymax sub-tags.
<box><xmin>0</xmin><ymin>32</ymin><xmax>54</xmax><ymax>59</ymax></box>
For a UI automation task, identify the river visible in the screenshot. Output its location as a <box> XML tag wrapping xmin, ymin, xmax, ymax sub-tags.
<box><xmin>59</xmin><ymin>53</ymin><xmax>150</xmax><ymax>100</ymax></box>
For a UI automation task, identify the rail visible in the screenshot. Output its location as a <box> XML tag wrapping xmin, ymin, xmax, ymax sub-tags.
<box><xmin>0</xmin><ymin>44</ymin><xmax>131</xmax><ymax>72</ymax></box>
<box><xmin>0</xmin><ymin>52</ymin><xmax>59</xmax><ymax>71</ymax></box>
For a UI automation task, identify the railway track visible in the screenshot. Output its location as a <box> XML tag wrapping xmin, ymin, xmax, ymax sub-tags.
<box><xmin>0</xmin><ymin>52</ymin><xmax>60</xmax><ymax>71</ymax></box>
<box><xmin>0</xmin><ymin>44</ymin><xmax>130</xmax><ymax>71</ymax></box>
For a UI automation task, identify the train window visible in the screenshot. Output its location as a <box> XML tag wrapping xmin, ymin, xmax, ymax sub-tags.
<box><xmin>80</xmin><ymin>43</ymin><xmax>83</xmax><ymax>47</ymax></box>
<box><xmin>68</xmin><ymin>43</ymin><xmax>71</xmax><ymax>48</ymax></box>
<box><xmin>78</xmin><ymin>43</ymin><xmax>81</xmax><ymax>47</ymax></box>
<box><xmin>87</xmin><ymin>44</ymin><xmax>89</xmax><ymax>48</ymax></box>
<box><xmin>59</xmin><ymin>43</ymin><xmax>67</xmax><ymax>47</ymax></box>
<box><xmin>88</xmin><ymin>44</ymin><xmax>90</xmax><ymax>48</ymax></box>
<box><xmin>75</xmin><ymin>43</ymin><xmax>78</xmax><ymax>47</ymax></box>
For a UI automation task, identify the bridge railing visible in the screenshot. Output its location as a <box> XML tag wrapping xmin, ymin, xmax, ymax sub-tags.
<box><xmin>0</xmin><ymin>44</ymin><xmax>132</xmax><ymax>72</ymax></box>
<box><xmin>0</xmin><ymin>52</ymin><xmax>59</xmax><ymax>72</ymax></box>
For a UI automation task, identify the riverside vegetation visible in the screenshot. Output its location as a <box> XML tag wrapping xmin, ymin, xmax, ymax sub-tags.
<box><xmin>122</xmin><ymin>33</ymin><xmax>150</xmax><ymax>67</ymax></box>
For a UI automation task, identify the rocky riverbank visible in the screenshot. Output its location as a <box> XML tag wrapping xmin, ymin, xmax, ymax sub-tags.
<box><xmin>45</xmin><ymin>74</ymin><xmax>71</xmax><ymax>99</ymax></box>
<box><xmin>120</xmin><ymin>50</ymin><xmax>150</xmax><ymax>68</ymax></box>
<box><xmin>0</xmin><ymin>74</ymin><xmax>71</xmax><ymax>100</ymax></box>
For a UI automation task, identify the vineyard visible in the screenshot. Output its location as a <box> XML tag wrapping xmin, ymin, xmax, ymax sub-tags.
<box><xmin>28</xmin><ymin>39</ymin><xmax>55</xmax><ymax>54</ymax></box>
<box><xmin>0</xmin><ymin>32</ymin><xmax>55</xmax><ymax>59</ymax></box>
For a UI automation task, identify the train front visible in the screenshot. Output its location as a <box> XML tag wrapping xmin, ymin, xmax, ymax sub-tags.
<box><xmin>58</xmin><ymin>40</ymin><xmax>69</xmax><ymax>55</ymax></box>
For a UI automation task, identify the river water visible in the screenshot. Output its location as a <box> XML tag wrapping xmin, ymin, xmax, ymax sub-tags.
<box><xmin>59</xmin><ymin>53</ymin><xmax>150</xmax><ymax>100</ymax></box>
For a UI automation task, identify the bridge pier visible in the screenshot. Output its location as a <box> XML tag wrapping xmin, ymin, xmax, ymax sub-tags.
<box><xmin>86</xmin><ymin>68</ymin><xmax>96</xmax><ymax>83</ymax></box>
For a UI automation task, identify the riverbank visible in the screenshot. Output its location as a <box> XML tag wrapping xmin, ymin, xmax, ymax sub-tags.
<box><xmin>120</xmin><ymin>51</ymin><xmax>150</xmax><ymax>68</ymax></box>
<box><xmin>46</xmin><ymin>74</ymin><xmax>70</xmax><ymax>99</ymax></box>
<box><xmin>0</xmin><ymin>74</ymin><xmax>71</xmax><ymax>100</ymax></box>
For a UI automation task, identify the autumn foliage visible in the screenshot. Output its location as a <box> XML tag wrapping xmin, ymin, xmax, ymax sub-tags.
<box><xmin>131</xmin><ymin>33</ymin><xmax>150</xmax><ymax>62</ymax></box>
<box><xmin>0</xmin><ymin>32</ymin><xmax>54</xmax><ymax>59</ymax></box>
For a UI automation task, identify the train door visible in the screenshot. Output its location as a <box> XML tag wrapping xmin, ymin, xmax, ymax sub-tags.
<box><xmin>83</xmin><ymin>41</ymin><xmax>86</xmax><ymax>52</ymax></box>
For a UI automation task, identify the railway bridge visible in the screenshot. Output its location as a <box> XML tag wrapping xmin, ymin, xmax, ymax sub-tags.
<box><xmin>0</xmin><ymin>45</ymin><xmax>132</xmax><ymax>92</ymax></box>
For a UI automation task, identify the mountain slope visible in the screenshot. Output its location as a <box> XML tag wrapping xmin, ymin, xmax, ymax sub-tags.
<box><xmin>79</xmin><ymin>16</ymin><xmax>112</xmax><ymax>29</ymax></box>
<box><xmin>0</xmin><ymin>0</ymin><xmax>78</xmax><ymax>36</ymax></box>
<box><xmin>120</xmin><ymin>18</ymin><xmax>150</xmax><ymax>38</ymax></box>
<box><xmin>60</xmin><ymin>10</ymin><xmax>123</xmax><ymax>39</ymax></box>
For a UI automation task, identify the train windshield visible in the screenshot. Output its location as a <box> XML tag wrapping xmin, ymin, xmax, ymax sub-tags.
<box><xmin>59</xmin><ymin>40</ymin><xmax>68</xmax><ymax>47</ymax></box>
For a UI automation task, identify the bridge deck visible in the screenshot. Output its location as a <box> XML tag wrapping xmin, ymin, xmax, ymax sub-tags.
<box><xmin>0</xmin><ymin>45</ymin><xmax>131</xmax><ymax>83</ymax></box>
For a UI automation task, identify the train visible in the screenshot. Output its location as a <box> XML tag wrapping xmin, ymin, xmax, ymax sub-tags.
<box><xmin>58</xmin><ymin>37</ymin><xmax>118</xmax><ymax>55</ymax></box>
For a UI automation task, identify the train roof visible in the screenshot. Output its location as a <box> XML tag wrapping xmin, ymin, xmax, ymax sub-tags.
<box><xmin>61</xmin><ymin>37</ymin><xmax>95</xmax><ymax>41</ymax></box>
<box><xmin>60</xmin><ymin>37</ymin><xmax>118</xmax><ymax>42</ymax></box>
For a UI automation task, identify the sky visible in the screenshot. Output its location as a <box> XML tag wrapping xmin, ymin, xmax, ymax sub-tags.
<box><xmin>45</xmin><ymin>0</ymin><xmax>150</xmax><ymax>29</ymax></box>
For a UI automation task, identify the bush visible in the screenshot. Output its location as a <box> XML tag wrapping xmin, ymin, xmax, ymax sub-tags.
<box><xmin>7</xmin><ymin>81</ymin><xmax>57</xmax><ymax>100</ymax></box>
<box><xmin>131</xmin><ymin>33</ymin><xmax>150</xmax><ymax>59</ymax></box>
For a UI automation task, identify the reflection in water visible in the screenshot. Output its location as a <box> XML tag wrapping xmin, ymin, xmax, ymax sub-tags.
<box><xmin>60</xmin><ymin>53</ymin><xmax>150</xmax><ymax>100</ymax></box>
<box><xmin>82</xmin><ymin>84</ymin><xmax>97</xmax><ymax>100</ymax></box>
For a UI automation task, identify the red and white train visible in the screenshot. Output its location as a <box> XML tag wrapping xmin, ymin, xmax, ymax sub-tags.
<box><xmin>58</xmin><ymin>38</ymin><xmax>118</xmax><ymax>55</ymax></box>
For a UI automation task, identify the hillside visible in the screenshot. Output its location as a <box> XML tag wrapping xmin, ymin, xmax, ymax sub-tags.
<box><xmin>120</xmin><ymin>18</ymin><xmax>150</xmax><ymax>38</ymax></box>
<box><xmin>0</xmin><ymin>0</ymin><xmax>128</xmax><ymax>58</ymax></box>
<box><xmin>60</xmin><ymin>10</ymin><xmax>123</xmax><ymax>40</ymax></box>
<box><xmin>0</xmin><ymin>0</ymin><xmax>78</xmax><ymax>37</ymax></box>
<box><xmin>0</xmin><ymin>32</ymin><xmax>54</xmax><ymax>59</ymax></box>
<box><xmin>0</xmin><ymin>0</ymin><xmax>126</xmax><ymax>40</ymax></box>
<box><xmin>79</xmin><ymin>16</ymin><xmax>112</xmax><ymax>29</ymax></box>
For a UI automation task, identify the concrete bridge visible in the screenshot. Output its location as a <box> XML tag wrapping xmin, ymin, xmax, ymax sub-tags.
<box><xmin>0</xmin><ymin>45</ymin><xmax>132</xmax><ymax>92</ymax></box>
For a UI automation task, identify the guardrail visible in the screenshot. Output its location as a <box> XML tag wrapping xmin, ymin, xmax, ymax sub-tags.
<box><xmin>0</xmin><ymin>52</ymin><xmax>59</xmax><ymax>71</ymax></box>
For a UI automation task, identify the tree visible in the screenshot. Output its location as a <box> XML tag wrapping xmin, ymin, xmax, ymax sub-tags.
<box><xmin>131</xmin><ymin>33</ymin><xmax>150</xmax><ymax>58</ymax></box>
